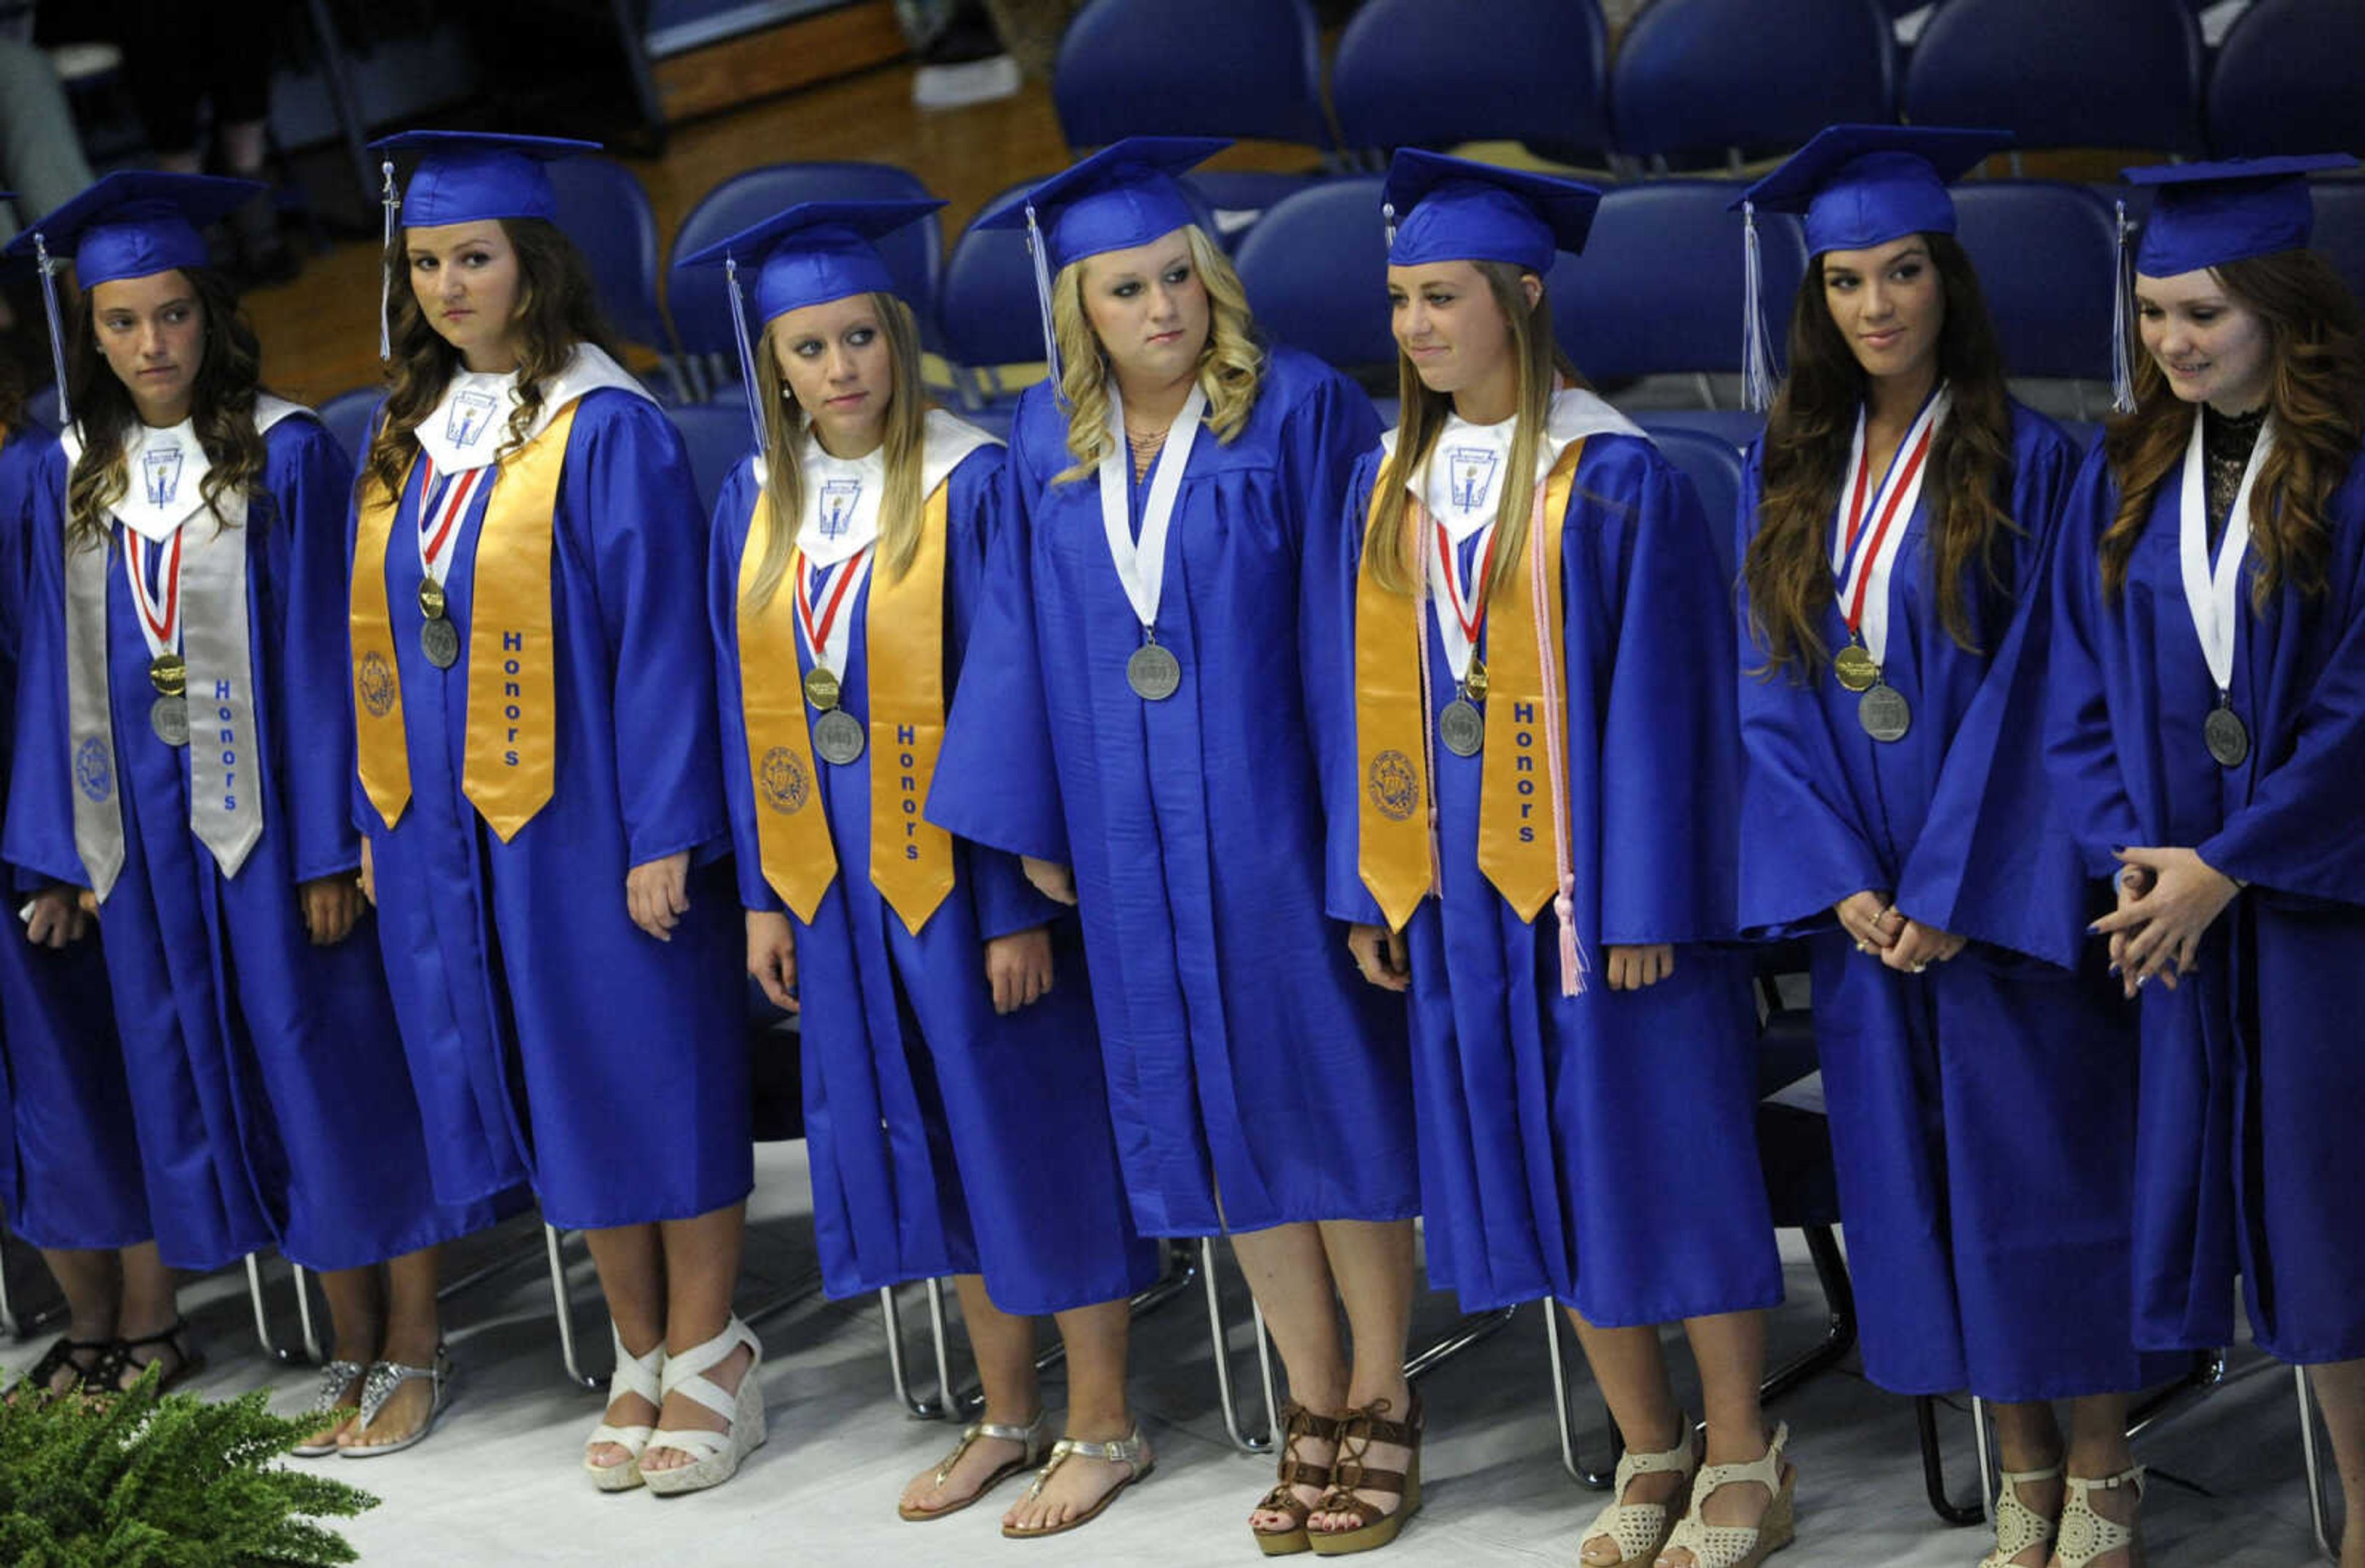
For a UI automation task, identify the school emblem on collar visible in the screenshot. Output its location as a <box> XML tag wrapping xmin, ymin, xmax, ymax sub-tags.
<box><xmin>141</xmin><ymin>447</ymin><xmax>184</xmax><ymax>508</ymax></box>
<box><xmin>1446</xmin><ymin>447</ymin><xmax>1498</xmax><ymax>513</ymax></box>
<box><xmin>447</xmin><ymin>388</ymin><xmax>501</xmax><ymax>448</ymax></box>
<box><xmin>819</xmin><ymin>479</ymin><xmax>862</xmax><ymax>540</ymax></box>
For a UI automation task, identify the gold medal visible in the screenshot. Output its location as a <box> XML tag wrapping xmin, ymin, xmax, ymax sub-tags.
<box><xmin>1463</xmin><ymin>655</ymin><xmax>1489</xmax><ymax>703</ymax></box>
<box><xmin>418</xmin><ymin>578</ymin><xmax>447</xmax><ymax>620</ymax></box>
<box><xmin>802</xmin><ymin>666</ymin><xmax>842</xmax><ymax>711</ymax></box>
<box><xmin>148</xmin><ymin>652</ymin><xmax>186</xmax><ymax>697</ymax></box>
<box><xmin>1833</xmin><ymin>642</ymin><xmax>1878</xmax><ymax>693</ymax></box>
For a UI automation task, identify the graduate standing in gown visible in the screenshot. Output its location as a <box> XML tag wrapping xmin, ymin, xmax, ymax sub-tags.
<box><xmin>686</xmin><ymin>199</ymin><xmax>1161</xmax><ymax>1535</ymax></box>
<box><xmin>1729</xmin><ymin>127</ymin><xmax>2178</xmax><ymax>1568</ymax></box>
<box><xmin>0</xmin><ymin>299</ymin><xmax>171</xmax><ymax>1400</ymax></box>
<box><xmin>929</xmin><ymin>138</ymin><xmax>1423</xmax><ymax>1554</ymax></box>
<box><xmin>351</xmin><ymin>132</ymin><xmax>755</xmax><ymax>1494</ymax></box>
<box><xmin>2048</xmin><ymin>156</ymin><xmax>2365</xmax><ymax>1568</ymax></box>
<box><xmin>1</xmin><ymin>173</ymin><xmax>496</xmax><ymax>1447</ymax></box>
<box><xmin>1325</xmin><ymin>153</ymin><xmax>1789</xmax><ymax>1568</ymax></box>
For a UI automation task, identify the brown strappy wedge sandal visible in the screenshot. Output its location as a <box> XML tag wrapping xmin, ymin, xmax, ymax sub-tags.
<box><xmin>1307</xmin><ymin>1391</ymin><xmax>1423</xmax><ymax>1556</ymax></box>
<box><xmin>1253</xmin><ymin>1400</ymin><xmax>1345</xmax><ymax>1556</ymax></box>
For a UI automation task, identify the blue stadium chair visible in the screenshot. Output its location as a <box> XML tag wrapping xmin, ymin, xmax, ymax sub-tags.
<box><xmin>2312</xmin><ymin>179</ymin><xmax>2365</xmax><ymax>308</ymax></box>
<box><xmin>665</xmin><ymin>163</ymin><xmax>945</xmax><ymax>386</ymax></box>
<box><xmin>1330</xmin><ymin>0</ymin><xmax>1611</xmax><ymax>163</ymax></box>
<box><xmin>1547</xmin><ymin>182</ymin><xmax>1809</xmax><ymax>388</ymax></box>
<box><xmin>1232</xmin><ymin>178</ymin><xmax>1396</xmax><ymax>376</ymax></box>
<box><xmin>315</xmin><ymin>386</ymin><xmax>383</xmax><ymax>464</ymax></box>
<box><xmin>666</xmin><ymin>400</ymin><xmax>756</xmax><ymax>519</ymax></box>
<box><xmin>1053</xmin><ymin>0</ymin><xmax>1332</xmax><ymax>234</ymax></box>
<box><xmin>1633</xmin><ymin>418</ymin><xmax>1748</xmax><ymax>576</ymax></box>
<box><xmin>2207</xmin><ymin>0</ymin><xmax>2365</xmax><ymax>158</ymax></box>
<box><xmin>548</xmin><ymin>157</ymin><xmax>679</xmax><ymax>380</ymax></box>
<box><xmin>1902</xmin><ymin>0</ymin><xmax>2203</xmax><ymax>156</ymax></box>
<box><xmin>1952</xmin><ymin>180</ymin><xmax>2119</xmax><ymax>384</ymax></box>
<box><xmin>1611</xmin><ymin>0</ymin><xmax>1894</xmax><ymax>168</ymax></box>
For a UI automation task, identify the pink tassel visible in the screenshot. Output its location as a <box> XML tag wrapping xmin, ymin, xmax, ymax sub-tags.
<box><xmin>1530</xmin><ymin>480</ymin><xmax>1587</xmax><ymax>999</ymax></box>
<box><xmin>1554</xmin><ymin>878</ymin><xmax>1588</xmax><ymax>998</ymax></box>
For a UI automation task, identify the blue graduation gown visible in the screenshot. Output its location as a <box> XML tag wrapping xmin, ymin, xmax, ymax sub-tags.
<box><xmin>0</xmin><ymin>421</ymin><xmax>148</xmax><ymax>1253</ymax></box>
<box><xmin>1739</xmin><ymin>405</ymin><xmax>2173</xmax><ymax>1400</ymax></box>
<box><xmin>2046</xmin><ymin>434</ymin><xmax>2365</xmax><ymax>1367</ymax></box>
<box><xmin>1321</xmin><ymin>428</ymin><xmax>1780</xmax><ymax>1324</ymax></box>
<box><xmin>709</xmin><ymin>447</ymin><xmax>1158</xmax><ymax>1314</ymax></box>
<box><xmin>930</xmin><ymin>347</ymin><xmax>1418</xmax><ymax>1237</ymax></box>
<box><xmin>4</xmin><ymin>417</ymin><xmax>495</xmax><ymax>1272</ymax></box>
<box><xmin>355</xmin><ymin>390</ymin><xmax>749</xmax><ymax>1231</ymax></box>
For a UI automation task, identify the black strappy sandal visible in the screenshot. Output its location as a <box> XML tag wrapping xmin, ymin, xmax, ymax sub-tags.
<box><xmin>8</xmin><ymin>1336</ymin><xmax>114</xmax><ymax>1399</ymax></box>
<box><xmin>92</xmin><ymin>1319</ymin><xmax>205</xmax><ymax>1394</ymax></box>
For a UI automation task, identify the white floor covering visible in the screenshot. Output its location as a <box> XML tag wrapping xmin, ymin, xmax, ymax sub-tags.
<box><xmin>2</xmin><ymin>1139</ymin><xmax>2340</xmax><ymax>1566</ymax></box>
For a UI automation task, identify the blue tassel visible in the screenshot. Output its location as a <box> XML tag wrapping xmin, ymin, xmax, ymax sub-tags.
<box><xmin>1023</xmin><ymin>201</ymin><xmax>1064</xmax><ymax>402</ymax></box>
<box><xmin>31</xmin><ymin>230</ymin><xmax>70</xmax><ymax>432</ymax></box>
<box><xmin>724</xmin><ymin>253</ymin><xmax>768</xmax><ymax>461</ymax></box>
<box><xmin>1741</xmin><ymin>200</ymin><xmax>1775</xmax><ymax>414</ymax></box>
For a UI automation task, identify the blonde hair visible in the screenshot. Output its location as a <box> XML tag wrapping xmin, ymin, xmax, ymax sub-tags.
<box><xmin>742</xmin><ymin>291</ymin><xmax>929</xmax><ymax>614</ymax></box>
<box><xmin>1049</xmin><ymin>225</ymin><xmax>1264</xmax><ymax>484</ymax></box>
<box><xmin>1366</xmin><ymin>262</ymin><xmax>1578</xmax><ymax>600</ymax></box>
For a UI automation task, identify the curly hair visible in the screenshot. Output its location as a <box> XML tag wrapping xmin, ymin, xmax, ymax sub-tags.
<box><xmin>2100</xmin><ymin>248</ymin><xmax>2365</xmax><ymax>607</ymax></box>
<box><xmin>740</xmin><ymin>291</ymin><xmax>929</xmax><ymax>614</ymax></box>
<box><xmin>1740</xmin><ymin>233</ymin><xmax>2019</xmax><ymax>682</ymax></box>
<box><xmin>1048</xmin><ymin>224</ymin><xmax>1263</xmax><ymax>485</ymax></box>
<box><xmin>63</xmin><ymin>266</ymin><xmax>269</xmax><ymax>554</ymax></box>
<box><xmin>361</xmin><ymin>216</ymin><xmax>619</xmax><ymax>505</ymax></box>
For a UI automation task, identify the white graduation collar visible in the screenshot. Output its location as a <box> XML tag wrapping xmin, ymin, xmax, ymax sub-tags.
<box><xmin>1381</xmin><ymin>387</ymin><xmax>1643</xmax><ymax>542</ymax></box>
<box><xmin>63</xmin><ymin>395</ymin><xmax>307</xmax><ymax>543</ymax></box>
<box><xmin>413</xmin><ymin>344</ymin><xmax>649</xmax><ymax>476</ymax></box>
<box><xmin>765</xmin><ymin>408</ymin><xmax>1001</xmax><ymax>567</ymax></box>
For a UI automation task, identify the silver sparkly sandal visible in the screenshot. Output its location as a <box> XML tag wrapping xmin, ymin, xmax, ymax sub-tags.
<box><xmin>338</xmin><ymin>1345</ymin><xmax>452</xmax><ymax>1459</ymax></box>
<box><xmin>289</xmin><ymin>1360</ymin><xmax>368</xmax><ymax>1458</ymax></box>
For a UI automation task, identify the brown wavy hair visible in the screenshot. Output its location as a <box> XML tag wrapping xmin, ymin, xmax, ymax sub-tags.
<box><xmin>64</xmin><ymin>265</ymin><xmax>269</xmax><ymax>553</ymax></box>
<box><xmin>1744</xmin><ymin>234</ymin><xmax>2018</xmax><ymax>680</ymax></box>
<box><xmin>2100</xmin><ymin>249</ymin><xmax>2365</xmax><ymax>606</ymax></box>
<box><xmin>1366</xmin><ymin>261</ymin><xmax>1582</xmax><ymax>601</ymax></box>
<box><xmin>741</xmin><ymin>291</ymin><xmax>929</xmax><ymax>613</ymax></box>
<box><xmin>362</xmin><ymin>217</ymin><xmax>618</xmax><ymax>504</ymax></box>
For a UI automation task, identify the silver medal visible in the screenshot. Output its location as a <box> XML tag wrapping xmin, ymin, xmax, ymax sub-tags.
<box><xmin>2204</xmin><ymin>704</ymin><xmax>2250</xmax><ymax>769</ymax></box>
<box><xmin>1858</xmin><ymin>682</ymin><xmax>1911</xmax><ymax>743</ymax></box>
<box><xmin>1127</xmin><ymin>642</ymin><xmax>1182</xmax><ymax>701</ymax></box>
<box><xmin>421</xmin><ymin>616</ymin><xmax>462</xmax><ymax>669</ymax></box>
<box><xmin>812</xmin><ymin>706</ymin><xmax>866</xmax><ymax>766</ymax></box>
<box><xmin>150</xmin><ymin>695</ymin><xmax>190</xmax><ymax>748</ymax></box>
<box><xmin>1438</xmin><ymin>698</ymin><xmax>1485</xmax><ymax>758</ymax></box>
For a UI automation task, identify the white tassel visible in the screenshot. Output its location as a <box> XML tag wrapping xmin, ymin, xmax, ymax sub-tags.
<box><xmin>31</xmin><ymin>230</ymin><xmax>70</xmax><ymax>432</ymax></box>
<box><xmin>1741</xmin><ymin>200</ymin><xmax>1775</xmax><ymax>414</ymax></box>
<box><xmin>2110</xmin><ymin>198</ymin><xmax>2137</xmax><ymax>415</ymax></box>
<box><xmin>724</xmin><ymin>254</ymin><xmax>768</xmax><ymax>456</ymax></box>
<box><xmin>1382</xmin><ymin>199</ymin><xmax>1397</xmax><ymax>249</ymax></box>
<box><xmin>1023</xmin><ymin>200</ymin><xmax>1064</xmax><ymax>400</ymax></box>
<box><xmin>378</xmin><ymin>159</ymin><xmax>400</xmax><ymax>363</ymax></box>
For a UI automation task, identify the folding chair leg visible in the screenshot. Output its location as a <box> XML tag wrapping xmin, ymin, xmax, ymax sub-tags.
<box><xmin>1971</xmin><ymin>1394</ymin><xmax>1998</xmax><ymax>1529</ymax></box>
<box><xmin>1026</xmin><ymin>1239</ymin><xmax>1201</xmax><ymax>1382</ymax></box>
<box><xmin>543</xmin><ymin>1224</ymin><xmax>604</xmax><ymax>1391</ymax></box>
<box><xmin>0</xmin><ymin>1240</ymin><xmax>17</xmax><ymax>1341</ymax></box>
<box><xmin>1544</xmin><ymin>1302</ymin><xmax>1618</xmax><ymax>1489</ymax></box>
<box><xmin>1200</xmin><ymin>1235</ymin><xmax>1277</xmax><ymax>1453</ymax></box>
<box><xmin>1761</xmin><ymin>1224</ymin><xmax>1858</xmax><ymax>1403</ymax></box>
<box><xmin>245</xmin><ymin>1253</ymin><xmax>306</xmax><ymax>1364</ymax></box>
<box><xmin>1915</xmin><ymin>1394</ymin><xmax>1986</xmax><ymax>1525</ymax></box>
<box><xmin>288</xmin><ymin>1264</ymin><xmax>326</xmax><ymax>1364</ymax></box>
<box><xmin>878</xmin><ymin>1282</ymin><xmax>955</xmax><ymax>1420</ymax></box>
<box><xmin>2299</xmin><ymin>1365</ymin><xmax>2340</xmax><ymax>1563</ymax></box>
<box><xmin>1405</xmin><ymin>1304</ymin><xmax>1518</xmax><ymax>1383</ymax></box>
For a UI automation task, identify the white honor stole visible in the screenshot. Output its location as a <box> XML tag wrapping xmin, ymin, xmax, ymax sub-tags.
<box><xmin>62</xmin><ymin>396</ymin><xmax>305</xmax><ymax>899</ymax></box>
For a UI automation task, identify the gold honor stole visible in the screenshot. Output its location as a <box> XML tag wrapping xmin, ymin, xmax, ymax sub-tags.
<box><xmin>352</xmin><ymin>400</ymin><xmax>581</xmax><ymax>839</ymax></box>
<box><xmin>738</xmin><ymin>477</ymin><xmax>955</xmax><ymax>932</ymax></box>
<box><xmin>1356</xmin><ymin>438</ymin><xmax>1586</xmax><ymax>931</ymax></box>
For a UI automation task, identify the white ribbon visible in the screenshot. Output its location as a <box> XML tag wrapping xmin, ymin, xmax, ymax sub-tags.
<box><xmin>2177</xmin><ymin>409</ymin><xmax>2273</xmax><ymax>697</ymax></box>
<box><xmin>1830</xmin><ymin>387</ymin><xmax>1949</xmax><ymax>669</ymax></box>
<box><xmin>1096</xmin><ymin>380</ymin><xmax>1208</xmax><ymax>637</ymax></box>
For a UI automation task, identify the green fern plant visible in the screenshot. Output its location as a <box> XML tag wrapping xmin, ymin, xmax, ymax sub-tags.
<box><xmin>0</xmin><ymin>1368</ymin><xmax>377</xmax><ymax>1566</ymax></box>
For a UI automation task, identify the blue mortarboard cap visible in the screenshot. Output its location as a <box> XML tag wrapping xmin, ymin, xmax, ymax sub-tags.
<box><xmin>1381</xmin><ymin>150</ymin><xmax>1600</xmax><ymax>274</ymax></box>
<box><xmin>679</xmin><ymin>200</ymin><xmax>945</xmax><ymax>458</ymax></box>
<box><xmin>679</xmin><ymin>199</ymin><xmax>943</xmax><ymax>323</ymax></box>
<box><xmin>973</xmin><ymin>136</ymin><xmax>1227</xmax><ymax>273</ymax></box>
<box><xmin>2124</xmin><ymin>154</ymin><xmax>2359</xmax><ymax>277</ymax></box>
<box><xmin>1735</xmin><ymin>124</ymin><xmax>2011</xmax><ymax>257</ymax></box>
<box><xmin>368</xmin><ymin>130</ymin><xmax>600</xmax><ymax>228</ymax></box>
<box><xmin>1</xmin><ymin>170</ymin><xmax>259</xmax><ymax>286</ymax></box>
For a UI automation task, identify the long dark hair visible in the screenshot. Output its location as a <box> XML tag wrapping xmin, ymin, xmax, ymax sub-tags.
<box><xmin>64</xmin><ymin>265</ymin><xmax>268</xmax><ymax>552</ymax></box>
<box><xmin>2100</xmin><ymin>248</ymin><xmax>2365</xmax><ymax>607</ymax></box>
<box><xmin>362</xmin><ymin>216</ymin><xmax>618</xmax><ymax>503</ymax></box>
<box><xmin>1742</xmin><ymin>232</ymin><xmax>2018</xmax><ymax>678</ymax></box>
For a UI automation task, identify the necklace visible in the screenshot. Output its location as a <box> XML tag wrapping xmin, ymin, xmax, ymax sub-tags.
<box><xmin>1125</xmin><ymin>422</ymin><xmax>1167</xmax><ymax>481</ymax></box>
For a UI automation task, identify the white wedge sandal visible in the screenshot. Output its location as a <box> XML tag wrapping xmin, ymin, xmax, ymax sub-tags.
<box><xmin>1659</xmin><ymin>1421</ymin><xmax>1797</xmax><ymax>1568</ymax></box>
<box><xmin>1978</xmin><ymin>1464</ymin><xmax>2063</xmax><ymax>1568</ymax></box>
<box><xmin>2053</xmin><ymin>1467</ymin><xmax>2145</xmax><ymax>1568</ymax></box>
<box><xmin>641</xmin><ymin>1317</ymin><xmax>766</xmax><ymax>1497</ymax></box>
<box><xmin>1577</xmin><ymin>1415</ymin><xmax>1700</xmax><ymax>1568</ymax></box>
<box><xmin>584</xmin><ymin>1326</ymin><xmax>666</xmax><ymax>1492</ymax></box>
